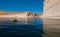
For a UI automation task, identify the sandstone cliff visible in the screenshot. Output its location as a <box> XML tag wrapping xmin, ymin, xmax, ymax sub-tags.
<box><xmin>41</xmin><ymin>0</ymin><xmax>60</xmax><ymax>19</ymax></box>
<box><xmin>0</xmin><ymin>11</ymin><xmax>41</xmax><ymax>20</ymax></box>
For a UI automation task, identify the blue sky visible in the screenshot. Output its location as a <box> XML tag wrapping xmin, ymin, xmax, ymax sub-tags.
<box><xmin>0</xmin><ymin>0</ymin><xmax>44</xmax><ymax>14</ymax></box>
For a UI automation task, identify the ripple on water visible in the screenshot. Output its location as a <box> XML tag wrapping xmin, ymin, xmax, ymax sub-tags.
<box><xmin>0</xmin><ymin>18</ymin><xmax>43</xmax><ymax>37</ymax></box>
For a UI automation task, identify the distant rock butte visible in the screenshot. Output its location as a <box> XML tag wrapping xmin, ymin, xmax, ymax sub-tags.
<box><xmin>0</xmin><ymin>11</ymin><xmax>42</xmax><ymax>19</ymax></box>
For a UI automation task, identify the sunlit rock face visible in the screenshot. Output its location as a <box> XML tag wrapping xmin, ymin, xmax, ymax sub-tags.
<box><xmin>35</xmin><ymin>14</ymin><xmax>42</xmax><ymax>18</ymax></box>
<box><xmin>0</xmin><ymin>12</ymin><xmax>35</xmax><ymax>20</ymax></box>
<box><xmin>0</xmin><ymin>11</ymin><xmax>42</xmax><ymax>21</ymax></box>
<box><xmin>41</xmin><ymin>0</ymin><xmax>60</xmax><ymax>19</ymax></box>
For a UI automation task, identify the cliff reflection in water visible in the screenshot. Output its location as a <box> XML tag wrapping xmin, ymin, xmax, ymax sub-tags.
<box><xmin>0</xmin><ymin>18</ymin><xmax>43</xmax><ymax>37</ymax></box>
<box><xmin>43</xmin><ymin>18</ymin><xmax>60</xmax><ymax>37</ymax></box>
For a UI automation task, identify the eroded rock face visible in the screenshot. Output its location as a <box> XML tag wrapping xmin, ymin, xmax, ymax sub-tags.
<box><xmin>35</xmin><ymin>14</ymin><xmax>42</xmax><ymax>18</ymax></box>
<box><xmin>0</xmin><ymin>12</ymin><xmax>35</xmax><ymax>20</ymax></box>
<box><xmin>0</xmin><ymin>11</ymin><xmax>42</xmax><ymax>20</ymax></box>
<box><xmin>41</xmin><ymin>0</ymin><xmax>60</xmax><ymax>19</ymax></box>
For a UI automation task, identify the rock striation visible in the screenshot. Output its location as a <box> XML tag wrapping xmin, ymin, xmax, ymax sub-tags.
<box><xmin>41</xmin><ymin>0</ymin><xmax>60</xmax><ymax>19</ymax></box>
<box><xmin>0</xmin><ymin>11</ymin><xmax>41</xmax><ymax>20</ymax></box>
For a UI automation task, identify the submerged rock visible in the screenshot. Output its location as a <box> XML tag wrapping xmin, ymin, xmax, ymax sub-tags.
<box><xmin>11</xmin><ymin>19</ymin><xmax>18</xmax><ymax>22</ymax></box>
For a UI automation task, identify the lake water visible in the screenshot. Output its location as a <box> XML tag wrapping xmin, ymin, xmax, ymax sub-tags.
<box><xmin>43</xmin><ymin>18</ymin><xmax>60</xmax><ymax>37</ymax></box>
<box><xmin>0</xmin><ymin>18</ymin><xmax>43</xmax><ymax>37</ymax></box>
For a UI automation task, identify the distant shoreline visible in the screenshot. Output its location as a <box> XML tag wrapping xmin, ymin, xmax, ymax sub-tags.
<box><xmin>0</xmin><ymin>11</ymin><xmax>42</xmax><ymax>19</ymax></box>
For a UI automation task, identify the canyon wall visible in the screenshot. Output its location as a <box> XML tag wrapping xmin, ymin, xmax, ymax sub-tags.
<box><xmin>0</xmin><ymin>12</ymin><xmax>35</xmax><ymax>20</ymax></box>
<box><xmin>41</xmin><ymin>0</ymin><xmax>60</xmax><ymax>19</ymax></box>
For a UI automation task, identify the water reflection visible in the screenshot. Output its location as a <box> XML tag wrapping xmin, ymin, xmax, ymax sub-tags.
<box><xmin>43</xmin><ymin>18</ymin><xmax>60</xmax><ymax>37</ymax></box>
<box><xmin>0</xmin><ymin>18</ymin><xmax>43</xmax><ymax>37</ymax></box>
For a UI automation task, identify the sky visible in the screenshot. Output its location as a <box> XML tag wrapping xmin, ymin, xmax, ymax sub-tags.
<box><xmin>0</xmin><ymin>0</ymin><xmax>44</xmax><ymax>14</ymax></box>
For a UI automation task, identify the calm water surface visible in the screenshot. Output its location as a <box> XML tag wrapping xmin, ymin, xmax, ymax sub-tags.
<box><xmin>0</xmin><ymin>18</ymin><xmax>43</xmax><ymax>37</ymax></box>
<box><xmin>43</xmin><ymin>18</ymin><xmax>60</xmax><ymax>37</ymax></box>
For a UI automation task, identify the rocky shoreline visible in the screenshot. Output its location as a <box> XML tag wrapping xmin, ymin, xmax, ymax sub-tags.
<box><xmin>0</xmin><ymin>11</ymin><xmax>41</xmax><ymax>20</ymax></box>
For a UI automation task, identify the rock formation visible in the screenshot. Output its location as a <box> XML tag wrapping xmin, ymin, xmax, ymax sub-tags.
<box><xmin>0</xmin><ymin>11</ymin><xmax>41</xmax><ymax>20</ymax></box>
<box><xmin>0</xmin><ymin>12</ymin><xmax>34</xmax><ymax>19</ymax></box>
<box><xmin>41</xmin><ymin>0</ymin><xmax>60</xmax><ymax>19</ymax></box>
